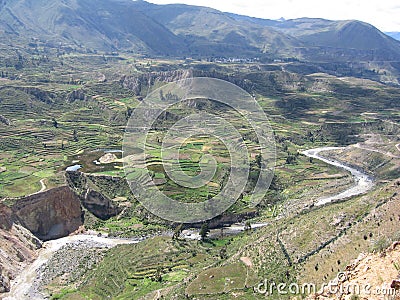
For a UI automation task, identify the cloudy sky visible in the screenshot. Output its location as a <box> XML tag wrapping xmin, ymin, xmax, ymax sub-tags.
<box><xmin>147</xmin><ymin>0</ymin><xmax>400</xmax><ymax>32</ymax></box>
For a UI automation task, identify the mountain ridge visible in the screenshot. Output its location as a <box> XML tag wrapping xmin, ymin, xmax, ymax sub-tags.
<box><xmin>386</xmin><ymin>32</ymin><xmax>400</xmax><ymax>41</ymax></box>
<box><xmin>0</xmin><ymin>0</ymin><xmax>399</xmax><ymax>63</ymax></box>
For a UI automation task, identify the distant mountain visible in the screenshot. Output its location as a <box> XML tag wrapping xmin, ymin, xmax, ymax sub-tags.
<box><xmin>141</xmin><ymin>2</ymin><xmax>300</xmax><ymax>56</ymax></box>
<box><xmin>0</xmin><ymin>0</ymin><xmax>299</xmax><ymax>56</ymax></box>
<box><xmin>0</xmin><ymin>0</ymin><xmax>186</xmax><ymax>55</ymax></box>
<box><xmin>268</xmin><ymin>18</ymin><xmax>399</xmax><ymax>50</ymax></box>
<box><xmin>386</xmin><ymin>32</ymin><xmax>400</xmax><ymax>41</ymax></box>
<box><xmin>230</xmin><ymin>16</ymin><xmax>400</xmax><ymax>61</ymax></box>
<box><xmin>1</xmin><ymin>0</ymin><xmax>400</xmax><ymax>62</ymax></box>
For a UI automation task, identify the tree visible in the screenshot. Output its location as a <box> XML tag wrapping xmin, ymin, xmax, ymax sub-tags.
<box><xmin>172</xmin><ymin>224</ymin><xmax>183</xmax><ymax>240</ymax></box>
<box><xmin>255</xmin><ymin>154</ymin><xmax>262</xmax><ymax>169</ymax></box>
<box><xmin>244</xmin><ymin>221</ymin><xmax>252</xmax><ymax>231</ymax></box>
<box><xmin>159</xmin><ymin>90</ymin><xmax>165</xmax><ymax>101</ymax></box>
<box><xmin>154</xmin><ymin>266</ymin><xmax>162</xmax><ymax>282</ymax></box>
<box><xmin>52</xmin><ymin>118</ymin><xmax>58</xmax><ymax>128</ymax></box>
<box><xmin>73</xmin><ymin>129</ymin><xmax>78</xmax><ymax>142</ymax></box>
<box><xmin>270</xmin><ymin>174</ymin><xmax>284</xmax><ymax>192</ymax></box>
<box><xmin>219</xmin><ymin>246</ymin><xmax>227</xmax><ymax>259</ymax></box>
<box><xmin>126</xmin><ymin>107</ymin><xmax>133</xmax><ymax>120</ymax></box>
<box><xmin>199</xmin><ymin>223</ymin><xmax>210</xmax><ymax>242</ymax></box>
<box><xmin>285</xmin><ymin>152</ymin><xmax>297</xmax><ymax>164</ymax></box>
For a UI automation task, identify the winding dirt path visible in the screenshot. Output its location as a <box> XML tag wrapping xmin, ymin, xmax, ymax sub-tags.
<box><xmin>38</xmin><ymin>179</ymin><xmax>46</xmax><ymax>193</ymax></box>
<box><xmin>352</xmin><ymin>143</ymin><xmax>400</xmax><ymax>159</ymax></box>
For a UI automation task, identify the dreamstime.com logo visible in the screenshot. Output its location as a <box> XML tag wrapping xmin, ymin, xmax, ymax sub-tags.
<box><xmin>254</xmin><ymin>272</ymin><xmax>398</xmax><ymax>298</ymax></box>
<box><xmin>122</xmin><ymin>77</ymin><xmax>276</xmax><ymax>223</ymax></box>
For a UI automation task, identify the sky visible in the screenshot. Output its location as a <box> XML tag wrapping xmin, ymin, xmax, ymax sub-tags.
<box><xmin>147</xmin><ymin>0</ymin><xmax>400</xmax><ymax>32</ymax></box>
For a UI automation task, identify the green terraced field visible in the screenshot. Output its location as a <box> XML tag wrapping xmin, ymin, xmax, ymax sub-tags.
<box><xmin>1</xmin><ymin>54</ymin><xmax>399</xmax><ymax>300</ymax></box>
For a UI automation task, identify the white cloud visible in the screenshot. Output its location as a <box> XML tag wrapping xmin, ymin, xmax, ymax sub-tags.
<box><xmin>147</xmin><ymin>0</ymin><xmax>400</xmax><ymax>31</ymax></box>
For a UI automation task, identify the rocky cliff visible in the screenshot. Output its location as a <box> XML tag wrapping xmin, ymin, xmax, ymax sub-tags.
<box><xmin>0</xmin><ymin>203</ymin><xmax>41</xmax><ymax>293</ymax></box>
<box><xmin>309</xmin><ymin>242</ymin><xmax>400</xmax><ymax>299</ymax></box>
<box><xmin>0</xmin><ymin>181</ymin><xmax>123</xmax><ymax>295</ymax></box>
<box><xmin>11</xmin><ymin>186</ymin><xmax>83</xmax><ymax>241</ymax></box>
<box><xmin>66</xmin><ymin>172</ymin><xmax>122</xmax><ymax>220</ymax></box>
<box><xmin>120</xmin><ymin>69</ymin><xmax>193</xmax><ymax>96</ymax></box>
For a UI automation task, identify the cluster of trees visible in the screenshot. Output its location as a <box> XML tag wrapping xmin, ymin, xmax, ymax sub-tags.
<box><xmin>172</xmin><ymin>222</ymin><xmax>210</xmax><ymax>242</ymax></box>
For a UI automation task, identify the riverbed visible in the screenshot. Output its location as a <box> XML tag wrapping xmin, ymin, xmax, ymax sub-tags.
<box><xmin>3</xmin><ymin>235</ymin><xmax>139</xmax><ymax>300</ymax></box>
<box><xmin>302</xmin><ymin>146</ymin><xmax>375</xmax><ymax>206</ymax></box>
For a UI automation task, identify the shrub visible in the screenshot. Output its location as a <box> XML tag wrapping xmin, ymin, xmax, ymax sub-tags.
<box><xmin>371</xmin><ymin>237</ymin><xmax>390</xmax><ymax>253</ymax></box>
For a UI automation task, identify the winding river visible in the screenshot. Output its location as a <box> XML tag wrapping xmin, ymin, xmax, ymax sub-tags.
<box><xmin>302</xmin><ymin>146</ymin><xmax>375</xmax><ymax>206</ymax></box>
<box><xmin>4</xmin><ymin>146</ymin><xmax>375</xmax><ymax>299</ymax></box>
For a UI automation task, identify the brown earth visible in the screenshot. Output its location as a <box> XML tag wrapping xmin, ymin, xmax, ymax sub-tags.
<box><xmin>309</xmin><ymin>242</ymin><xmax>400</xmax><ymax>299</ymax></box>
<box><xmin>0</xmin><ymin>203</ymin><xmax>41</xmax><ymax>294</ymax></box>
<box><xmin>12</xmin><ymin>186</ymin><xmax>83</xmax><ymax>241</ymax></box>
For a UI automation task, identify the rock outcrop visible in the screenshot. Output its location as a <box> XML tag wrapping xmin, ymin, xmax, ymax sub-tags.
<box><xmin>190</xmin><ymin>210</ymin><xmax>259</xmax><ymax>229</ymax></box>
<box><xmin>309</xmin><ymin>241</ymin><xmax>400</xmax><ymax>300</ymax></box>
<box><xmin>66</xmin><ymin>172</ymin><xmax>122</xmax><ymax>220</ymax></box>
<box><xmin>0</xmin><ymin>182</ymin><xmax>119</xmax><ymax>295</ymax></box>
<box><xmin>119</xmin><ymin>69</ymin><xmax>255</xmax><ymax>97</ymax></box>
<box><xmin>82</xmin><ymin>189</ymin><xmax>122</xmax><ymax>220</ymax></box>
<box><xmin>0</xmin><ymin>203</ymin><xmax>41</xmax><ymax>294</ymax></box>
<box><xmin>0</xmin><ymin>203</ymin><xmax>14</xmax><ymax>230</ymax></box>
<box><xmin>0</xmin><ymin>114</ymin><xmax>10</xmax><ymax>126</ymax></box>
<box><xmin>11</xmin><ymin>186</ymin><xmax>83</xmax><ymax>241</ymax></box>
<box><xmin>120</xmin><ymin>69</ymin><xmax>193</xmax><ymax>96</ymax></box>
<box><xmin>67</xmin><ymin>89</ymin><xmax>87</xmax><ymax>102</ymax></box>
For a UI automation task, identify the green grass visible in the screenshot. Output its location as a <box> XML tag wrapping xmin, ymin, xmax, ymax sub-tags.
<box><xmin>50</xmin><ymin>288</ymin><xmax>77</xmax><ymax>300</ymax></box>
<box><xmin>0</xmin><ymin>174</ymin><xmax>41</xmax><ymax>197</ymax></box>
<box><xmin>63</xmin><ymin>237</ymin><xmax>220</xmax><ymax>300</ymax></box>
<box><xmin>33</xmin><ymin>169</ymin><xmax>55</xmax><ymax>178</ymax></box>
<box><xmin>186</xmin><ymin>262</ymin><xmax>258</xmax><ymax>296</ymax></box>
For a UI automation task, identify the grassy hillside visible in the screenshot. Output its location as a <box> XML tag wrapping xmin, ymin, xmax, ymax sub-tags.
<box><xmin>1</xmin><ymin>0</ymin><xmax>400</xmax><ymax>65</ymax></box>
<box><xmin>0</xmin><ymin>0</ymin><xmax>185</xmax><ymax>54</ymax></box>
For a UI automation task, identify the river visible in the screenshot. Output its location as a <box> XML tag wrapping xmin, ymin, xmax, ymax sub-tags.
<box><xmin>302</xmin><ymin>146</ymin><xmax>375</xmax><ymax>206</ymax></box>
